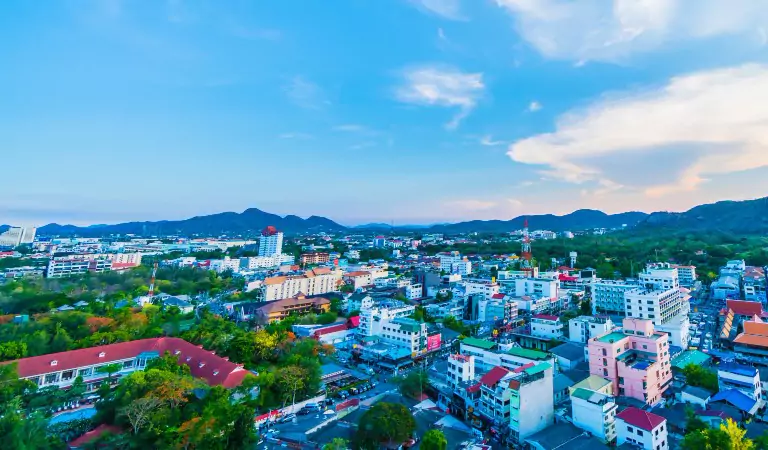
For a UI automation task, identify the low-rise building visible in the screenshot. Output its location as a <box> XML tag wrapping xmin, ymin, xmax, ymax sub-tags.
<box><xmin>47</xmin><ymin>256</ymin><xmax>112</xmax><ymax>278</ymax></box>
<box><xmin>262</xmin><ymin>268</ymin><xmax>339</xmax><ymax>301</ymax></box>
<box><xmin>569</xmin><ymin>316</ymin><xmax>615</xmax><ymax>344</ymax></box>
<box><xmin>300</xmin><ymin>252</ymin><xmax>330</xmax><ymax>265</ymax></box>
<box><xmin>253</xmin><ymin>294</ymin><xmax>331</xmax><ymax>323</ymax></box>
<box><xmin>615</xmin><ymin>407</ymin><xmax>668</xmax><ymax>450</ymax></box>
<box><xmin>530</xmin><ymin>314</ymin><xmax>563</xmax><ymax>340</ymax></box>
<box><xmin>571</xmin><ymin>387</ymin><xmax>617</xmax><ymax>443</ymax></box>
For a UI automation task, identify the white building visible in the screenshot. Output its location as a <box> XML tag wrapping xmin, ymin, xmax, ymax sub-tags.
<box><xmin>512</xmin><ymin>278</ymin><xmax>559</xmax><ymax>300</ymax></box>
<box><xmin>508</xmin><ymin>362</ymin><xmax>554</xmax><ymax>444</ymax></box>
<box><xmin>262</xmin><ymin>268</ymin><xmax>339</xmax><ymax>301</ymax></box>
<box><xmin>380</xmin><ymin>317</ymin><xmax>430</xmax><ymax>355</ymax></box>
<box><xmin>0</xmin><ymin>226</ymin><xmax>36</xmax><ymax>247</ymax></box>
<box><xmin>530</xmin><ymin>314</ymin><xmax>564</xmax><ymax>340</ymax></box>
<box><xmin>571</xmin><ymin>388</ymin><xmax>617</xmax><ymax>443</ymax></box>
<box><xmin>240</xmin><ymin>254</ymin><xmax>295</xmax><ymax>270</ymax></box>
<box><xmin>593</xmin><ymin>280</ymin><xmax>637</xmax><ymax>315</ymax></box>
<box><xmin>405</xmin><ymin>283</ymin><xmax>423</xmax><ymax>300</ymax></box>
<box><xmin>459</xmin><ymin>338</ymin><xmax>556</xmax><ymax>373</ymax></box>
<box><xmin>258</xmin><ymin>226</ymin><xmax>283</xmax><ymax>257</ymax></box>
<box><xmin>106</xmin><ymin>252</ymin><xmax>143</xmax><ymax>266</ymax></box>
<box><xmin>672</xmin><ymin>265</ymin><xmax>697</xmax><ymax>287</ymax></box>
<box><xmin>344</xmin><ymin>293</ymin><xmax>373</xmax><ymax>313</ymax></box>
<box><xmin>718</xmin><ymin>365</ymin><xmax>762</xmax><ymax>402</ymax></box>
<box><xmin>209</xmin><ymin>257</ymin><xmax>241</xmax><ymax>273</ymax></box>
<box><xmin>345</xmin><ymin>250</ymin><xmax>361</xmax><ymax>260</ymax></box>
<box><xmin>625</xmin><ymin>265</ymin><xmax>690</xmax><ymax>348</ymax></box>
<box><xmin>357</xmin><ymin>301</ymin><xmax>416</xmax><ymax>337</ymax></box>
<box><xmin>464</xmin><ymin>280</ymin><xmax>500</xmax><ymax>300</ymax></box>
<box><xmin>447</xmin><ymin>354</ymin><xmax>475</xmax><ymax>390</ymax></box>
<box><xmin>616</xmin><ymin>407</ymin><xmax>668</xmax><ymax>450</ymax></box>
<box><xmin>47</xmin><ymin>256</ymin><xmax>112</xmax><ymax>278</ymax></box>
<box><xmin>569</xmin><ymin>316</ymin><xmax>615</xmax><ymax>344</ymax></box>
<box><xmin>439</xmin><ymin>251</ymin><xmax>472</xmax><ymax>275</ymax></box>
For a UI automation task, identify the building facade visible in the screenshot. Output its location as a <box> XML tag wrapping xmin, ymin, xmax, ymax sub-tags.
<box><xmin>615</xmin><ymin>407</ymin><xmax>668</xmax><ymax>450</ymax></box>
<box><xmin>571</xmin><ymin>388</ymin><xmax>618</xmax><ymax>443</ymax></box>
<box><xmin>258</xmin><ymin>226</ymin><xmax>283</xmax><ymax>257</ymax></box>
<box><xmin>569</xmin><ymin>316</ymin><xmax>615</xmax><ymax>344</ymax></box>
<box><xmin>262</xmin><ymin>268</ymin><xmax>339</xmax><ymax>301</ymax></box>
<box><xmin>530</xmin><ymin>314</ymin><xmax>563</xmax><ymax>340</ymax></box>
<box><xmin>47</xmin><ymin>256</ymin><xmax>113</xmax><ymax>278</ymax></box>
<box><xmin>0</xmin><ymin>226</ymin><xmax>36</xmax><ymax>247</ymax></box>
<box><xmin>593</xmin><ymin>280</ymin><xmax>636</xmax><ymax>315</ymax></box>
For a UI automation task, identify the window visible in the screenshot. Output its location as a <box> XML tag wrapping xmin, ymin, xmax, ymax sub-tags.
<box><xmin>627</xmin><ymin>426</ymin><xmax>634</xmax><ymax>432</ymax></box>
<box><xmin>637</xmin><ymin>430</ymin><xmax>644</xmax><ymax>436</ymax></box>
<box><xmin>619</xmin><ymin>377</ymin><xmax>624</xmax><ymax>384</ymax></box>
<box><xmin>61</xmin><ymin>370</ymin><xmax>74</xmax><ymax>381</ymax></box>
<box><xmin>603</xmin><ymin>369</ymin><xmax>608</xmax><ymax>376</ymax></box>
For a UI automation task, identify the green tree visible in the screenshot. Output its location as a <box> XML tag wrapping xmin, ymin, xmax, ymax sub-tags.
<box><xmin>579</xmin><ymin>298</ymin><xmax>592</xmax><ymax>316</ymax></box>
<box><xmin>97</xmin><ymin>363</ymin><xmax>123</xmax><ymax>383</ymax></box>
<box><xmin>323</xmin><ymin>437</ymin><xmax>349</xmax><ymax>450</ymax></box>
<box><xmin>393</xmin><ymin>371</ymin><xmax>428</xmax><ymax>399</ymax></box>
<box><xmin>421</xmin><ymin>429</ymin><xmax>448</xmax><ymax>450</ymax></box>
<box><xmin>356</xmin><ymin>402</ymin><xmax>416</xmax><ymax>449</ymax></box>
<box><xmin>683</xmin><ymin>364</ymin><xmax>719</xmax><ymax>393</ymax></box>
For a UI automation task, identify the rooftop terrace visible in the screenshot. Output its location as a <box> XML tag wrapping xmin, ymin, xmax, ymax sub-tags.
<box><xmin>596</xmin><ymin>332</ymin><xmax>626</xmax><ymax>344</ymax></box>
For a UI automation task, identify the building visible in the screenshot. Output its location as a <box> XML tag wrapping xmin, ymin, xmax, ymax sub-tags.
<box><xmin>615</xmin><ymin>407</ymin><xmax>668</xmax><ymax>450</ymax></box>
<box><xmin>253</xmin><ymin>294</ymin><xmax>331</xmax><ymax>323</ymax></box>
<box><xmin>357</xmin><ymin>301</ymin><xmax>416</xmax><ymax>337</ymax></box>
<box><xmin>258</xmin><ymin>226</ymin><xmax>283</xmax><ymax>257</ymax></box>
<box><xmin>569</xmin><ymin>316</ymin><xmax>615</xmax><ymax>344</ymax></box>
<box><xmin>672</xmin><ymin>265</ymin><xmax>697</xmax><ymax>287</ymax></box>
<box><xmin>373</xmin><ymin>236</ymin><xmax>386</xmax><ymax>248</ymax></box>
<box><xmin>439</xmin><ymin>251</ymin><xmax>472</xmax><ymax>275</ymax></box>
<box><xmin>593</xmin><ymin>280</ymin><xmax>636</xmax><ymax>315</ymax></box>
<box><xmin>571</xmin><ymin>387</ymin><xmax>618</xmax><ymax>443</ymax></box>
<box><xmin>743</xmin><ymin>266</ymin><xmax>767</xmax><ymax>302</ymax></box>
<box><xmin>344</xmin><ymin>271</ymin><xmax>373</xmax><ymax>290</ymax></box>
<box><xmin>6</xmin><ymin>337</ymin><xmax>252</xmax><ymax>393</ymax></box>
<box><xmin>345</xmin><ymin>250</ymin><xmax>361</xmax><ymax>260</ymax></box>
<box><xmin>511</xmin><ymin>278</ymin><xmax>559</xmax><ymax>300</ymax></box>
<box><xmin>447</xmin><ymin>354</ymin><xmax>475</xmax><ymax>390</ymax></box>
<box><xmin>464</xmin><ymin>280</ymin><xmax>500</xmax><ymax>300</ymax></box>
<box><xmin>625</xmin><ymin>265</ymin><xmax>690</xmax><ymax>348</ymax></box>
<box><xmin>380</xmin><ymin>317</ymin><xmax>437</xmax><ymax>356</ymax></box>
<box><xmin>459</xmin><ymin>338</ymin><xmax>556</xmax><ymax>373</ymax></box>
<box><xmin>0</xmin><ymin>226</ymin><xmax>36</xmax><ymax>247</ymax></box>
<box><xmin>587</xmin><ymin>318</ymin><xmax>672</xmax><ymax>406</ymax></box>
<box><xmin>530</xmin><ymin>314</ymin><xmax>563</xmax><ymax>340</ymax></box>
<box><xmin>508</xmin><ymin>362</ymin><xmax>554</xmax><ymax>444</ymax></box>
<box><xmin>47</xmin><ymin>256</ymin><xmax>113</xmax><ymax>278</ymax></box>
<box><xmin>262</xmin><ymin>268</ymin><xmax>339</xmax><ymax>301</ymax></box>
<box><xmin>239</xmin><ymin>254</ymin><xmax>295</xmax><ymax>270</ymax></box>
<box><xmin>405</xmin><ymin>283</ymin><xmax>423</xmax><ymax>300</ymax></box>
<box><xmin>485</xmin><ymin>299</ymin><xmax>518</xmax><ymax>325</ymax></box>
<box><xmin>550</xmin><ymin>342</ymin><xmax>585</xmax><ymax>371</ymax></box>
<box><xmin>344</xmin><ymin>293</ymin><xmax>373</xmax><ymax>313</ymax></box>
<box><xmin>717</xmin><ymin>364</ymin><xmax>762</xmax><ymax>403</ymax></box>
<box><xmin>209</xmin><ymin>257</ymin><xmax>241</xmax><ymax>273</ymax></box>
<box><xmin>300</xmin><ymin>252</ymin><xmax>330</xmax><ymax>265</ymax></box>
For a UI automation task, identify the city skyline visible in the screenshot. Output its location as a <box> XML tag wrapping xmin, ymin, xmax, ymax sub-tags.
<box><xmin>3</xmin><ymin>0</ymin><xmax>768</xmax><ymax>227</ymax></box>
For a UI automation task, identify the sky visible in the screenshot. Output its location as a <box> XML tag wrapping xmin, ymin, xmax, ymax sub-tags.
<box><xmin>2</xmin><ymin>0</ymin><xmax>768</xmax><ymax>227</ymax></box>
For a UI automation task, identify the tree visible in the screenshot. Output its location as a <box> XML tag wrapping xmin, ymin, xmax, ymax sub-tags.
<box><xmin>97</xmin><ymin>363</ymin><xmax>123</xmax><ymax>383</ymax></box>
<box><xmin>685</xmin><ymin>407</ymin><xmax>708</xmax><ymax>434</ymax></box>
<box><xmin>682</xmin><ymin>364</ymin><xmax>719</xmax><ymax>393</ymax></box>
<box><xmin>421</xmin><ymin>429</ymin><xmax>447</xmax><ymax>450</ymax></box>
<box><xmin>682</xmin><ymin>419</ymin><xmax>753</xmax><ymax>450</ymax></box>
<box><xmin>121</xmin><ymin>396</ymin><xmax>161</xmax><ymax>435</ymax></box>
<box><xmin>356</xmin><ymin>402</ymin><xmax>416</xmax><ymax>449</ymax></box>
<box><xmin>393</xmin><ymin>371</ymin><xmax>428</xmax><ymax>399</ymax></box>
<box><xmin>579</xmin><ymin>298</ymin><xmax>592</xmax><ymax>316</ymax></box>
<box><xmin>323</xmin><ymin>438</ymin><xmax>349</xmax><ymax>450</ymax></box>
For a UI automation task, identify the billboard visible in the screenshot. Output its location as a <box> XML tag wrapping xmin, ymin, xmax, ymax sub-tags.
<box><xmin>426</xmin><ymin>334</ymin><xmax>442</xmax><ymax>352</ymax></box>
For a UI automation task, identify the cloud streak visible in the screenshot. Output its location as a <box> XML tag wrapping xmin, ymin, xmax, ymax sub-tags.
<box><xmin>284</xmin><ymin>76</ymin><xmax>329</xmax><ymax>109</ymax></box>
<box><xmin>395</xmin><ymin>65</ymin><xmax>484</xmax><ymax>129</ymax></box>
<box><xmin>495</xmin><ymin>0</ymin><xmax>768</xmax><ymax>62</ymax></box>
<box><xmin>410</xmin><ymin>0</ymin><xmax>465</xmax><ymax>20</ymax></box>
<box><xmin>507</xmin><ymin>63</ymin><xmax>768</xmax><ymax>196</ymax></box>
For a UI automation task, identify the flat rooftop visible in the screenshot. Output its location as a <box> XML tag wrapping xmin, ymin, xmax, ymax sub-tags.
<box><xmin>596</xmin><ymin>332</ymin><xmax>626</xmax><ymax>343</ymax></box>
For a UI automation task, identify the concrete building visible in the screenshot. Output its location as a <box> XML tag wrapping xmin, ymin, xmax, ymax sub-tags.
<box><xmin>508</xmin><ymin>362</ymin><xmax>554</xmax><ymax>444</ymax></box>
<box><xmin>357</xmin><ymin>301</ymin><xmax>416</xmax><ymax>337</ymax></box>
<box><xmin>105</xmin><ymin>252</ymin><xmax>143</xmax><ymax>266</ymax></box>
<box><xmin>239</xmin><ymin>254</ymin><xmax>295</xmax><ymax>269</ymax></box>
<box><xmin>253</xmin><ymin>294</ymin><xmax>331</xmax><ymax>324</ymax></box>
<box><xmin>465</xmin><ymin>280</ymin><xmax>500</xmax><ymax>300</ymax></box>
<box><xmin>459</xmin><ymin>338</ymin><xmax>556</xmax><ymax>373</ymax></box>
<box><xmin>258</xmin><ymin>226</ymin><xmax>283</xmax><ymax>257</ymax></box>
<box><xmin>439</xmin><ymin>251</ymin><xmax>472</xmax><ymax>275</ymax></box>
<box><xmin>262</xmin><ymin>268</ymin><xmax>339</xmax><ymax>301</ymax></box>
<box><xmin>717</xmin><ymin>364</ymin><xmax>762</xmax><ymax>403</ymax></box>
<box><xmin>0</xmin><ymin>226</ymin><xmax>36</xmax><ymax>247</ymax></box>
<box><xmin>569</xmin><ymin>316</ymin><xmax>615</xmax><ymax>344</ymax></box>
<box><xmin>447</xmin><ymin>354</ymin><xmax>475</xmax><ymax>391</ymax></box>
<box><xmin>300</xmin><ymin>252</ymin><xmax>330</xmax><ymax>265</ymax></box>
<box><xmin>587</xmin><ymin>318</ymin><xmax>672</xmax><ymax>406</ymax></box>
<box><xmin>571</xmin><ymin>387</ymin><xmax>618</xmax><ymax>443</ymax></box>
<box><xmin>405</xmin><ymin>283</ymin><xmax>423</xmax><ymax>300</ymax></box>
<box><xmin>512</xmin><ymin>278</ymin><xmax>559</xmax><ymax>300</ymax></box>
<box><xmin>380</xmin><ymin>317</ymin><xmax>435</xmax><ymax>357</ymax></box>
<box><xmin>744</xmin><ymin>266</ymin><xmax>767</xmax><ymax>302</ymax></box>
<box><xmin>209</xmin><ymin>257</ymin><xmax>241</xmax><ymax>273</ymax></box>
<box><xmin>47</xmin><ymin>256</ymin><xmax>112</xmax><ymax>278</ymax></box>
<box><xmin>672</xmin><ymin>265</ymin><xmax>697</xmax><ymax>287</ymax></box>
<box><xmin>485</xmin><ymin>298</ymin><xmax>518</xmax><ymax>325</ymax></box>
<box><xmin>593</xmin><ymin>280</ymin><xmax>636</xmax><ymax>315</ymax></box>
<box><xmin>530</xmin><ymin>314</ymin><xmax>563</xmax><ymax>340</ymax></box>
<box><xmin>615</xmin><ymin>407</ymin><xmax>668</xmax><ymax>450</ymax></box>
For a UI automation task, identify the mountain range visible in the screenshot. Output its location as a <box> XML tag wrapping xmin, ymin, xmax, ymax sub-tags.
<box><xmin>24</xmin><ymin>196</ymin><xmax>768</xmax><ymax>237</ymax></box>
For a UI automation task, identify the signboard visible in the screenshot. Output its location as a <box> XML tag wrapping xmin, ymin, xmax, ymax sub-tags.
<box><xmin>426</xmin><ymin>334</ymin><xmax>442</xmax><ymax>352</ymax></box>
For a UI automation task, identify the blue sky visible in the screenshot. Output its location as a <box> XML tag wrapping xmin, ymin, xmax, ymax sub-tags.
<box><xmin>2</xmin><ymin>0</ymin><xmax>768</xmax><ymax>226</ymax></box>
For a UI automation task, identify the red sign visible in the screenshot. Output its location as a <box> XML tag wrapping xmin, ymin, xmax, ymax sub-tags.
<box><xmin>427</xmin><ymin>334</ymin><xmax>442</xmax><ymax>352</ymax></box>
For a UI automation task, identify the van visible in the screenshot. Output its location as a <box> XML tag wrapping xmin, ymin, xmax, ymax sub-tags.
<box><xmin>303</xmin><ymin>403</ymin><xmax>321</xmax><ymax>412</ymax></box>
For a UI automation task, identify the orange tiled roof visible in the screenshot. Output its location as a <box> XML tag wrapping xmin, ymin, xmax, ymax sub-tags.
<box><xmin>734</xmin><ymin>334</ymin><xmax>768</xmax><ymax>348</ymax></box>
<box><xmin>743</xmin><ymin>321</ymin><xmax>768</xmax><ymax>337</ymax></box>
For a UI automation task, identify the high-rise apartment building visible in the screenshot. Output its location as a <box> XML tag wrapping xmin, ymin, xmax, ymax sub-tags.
<box><xmin>258</xmin><ymin>226</ymin><xmax>283</xmax><ymax>257</ymax></box>
<box><xmin>0</xmin><ymin>227</ymin><xmax>36</xmax><ymax>247</ymax></box>
<box><xmin>593</xmin><ymin>280</ymin><xmax>637</xmax><ymax>315</ymax></box>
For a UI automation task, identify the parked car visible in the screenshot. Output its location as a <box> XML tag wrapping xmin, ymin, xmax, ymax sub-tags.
<box><xmin>278</xmin><ymin>414</ymin><xmax>295</xmax><ymax>423</ymax></box>
<box><xmin>350</xmin><ymin>387</ymin><xmax>359</xmax><ymax>395</ymax></box>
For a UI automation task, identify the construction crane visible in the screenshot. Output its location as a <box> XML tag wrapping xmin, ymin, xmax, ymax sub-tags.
<box><xmin>147</xmin><ymin>261</ymin><xmax>159</xmax><ymax>298</ymax></box>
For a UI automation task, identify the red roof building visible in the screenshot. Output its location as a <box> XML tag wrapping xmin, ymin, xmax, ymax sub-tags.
<box><xmin>726</xmin><ymin>299</ymin><xmax>765</xmax><ymax>317</ymax></box>
<box><xmin>532</xmin><ymin>314</ymin><xmax>559</xmax><ymax>322</ymax></box>
<box><xmin>6</xmin><ymin>337</ymin><xmax>251</xmax><ymax>390</ymax></box>
<box><xmin>616</xmin><ymin>407</ymin><xmax>666</xmax><ymax>431</ymax></box>
<box><xmin>480</xmin><ymin>366</ymin><xmax>510</xmax><ymax>387</ymax></box>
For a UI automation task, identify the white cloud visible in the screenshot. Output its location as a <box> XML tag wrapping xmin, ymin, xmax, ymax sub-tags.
<box><xmin>480</xmin><ymin>135</ymin><xmax>504</xmax><ymax>146</ymax></box>
<box><xmin>494</xmin><ymin>0</ymin><xmax>768</xmax><ymax>62</ymax></box>
<box><xmin>507</xmin><ymin>63</ymin><xmax>768</xmax><ymax>196</ymax></box>
<box><xmin>438</xmin><ymin>27</ymin><xmax>448</xmax><ymax>41</ymax></box>
<box><xmin>410</xmin><ymin>0</ymin><xmax>465</xmax><ymax>20</ymax></box>
<box><xmin>395</xmin><ymin>65</ymin><xmax>484</xmax><ymax>129</ymax></box>
<box><xmin>528</xmin><ymin>101</ymin><xmax>542</xmax><ymax>112</ymax></box>
<box><xmin>284</xmin><ymin>76</ymin><xmax>329</xmax><ymax>109</ymax></box>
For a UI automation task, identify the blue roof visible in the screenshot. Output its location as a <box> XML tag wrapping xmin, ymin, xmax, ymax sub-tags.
<box><xmin>711</xmin><ymin>389</ymin><xmax>758</xmax><ymax>413</ymax></box>
<box><xmin>720</xmin><ymin>363</ymin><xmax>758</xmax><ymax>377</ymax></box>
